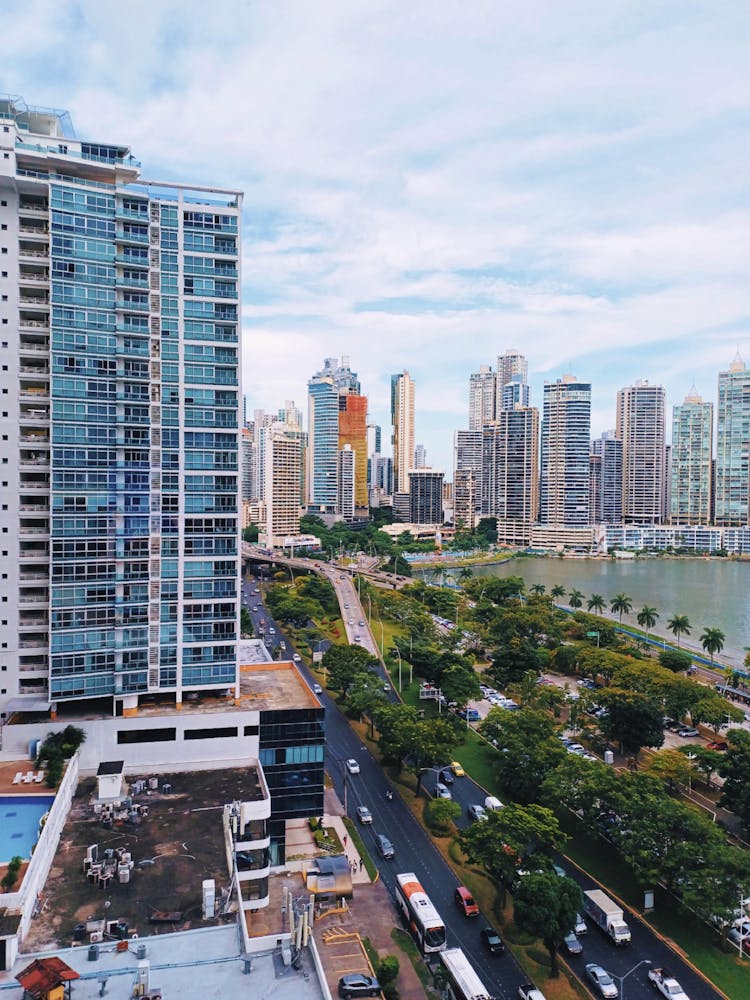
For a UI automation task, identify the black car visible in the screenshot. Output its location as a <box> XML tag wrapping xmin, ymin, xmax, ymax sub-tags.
<box><xmin>375</xmin><ymin>833</ymin><xmax>395</xmax><ymax>859</ymax></box>
<box><xmin>480</xmin><ymin>925</ymin><xmax>505</xmax><ymax>955</ymax></box>
<box><xmin>338</xmin><ymin>974</ymin><xmax>381</xmax><ymax>998</ymax></box>
<box><xmin>440</xmin><ymin>769</ymin><xmax>454</xmax><ymax>784</ymax></box>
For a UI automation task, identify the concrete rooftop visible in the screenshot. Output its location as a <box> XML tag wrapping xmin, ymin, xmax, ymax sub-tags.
<box><xmin>0</xmin><ymin>925</ymin><xmax>325</xmax><ymax>1000</ymax></box>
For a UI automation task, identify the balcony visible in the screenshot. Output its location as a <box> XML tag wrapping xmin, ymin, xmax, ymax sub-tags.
<box><xmin>18</xmin><ymin>201</ymin><xmax>49</xmax><ymax>215</ymax></box>
<box><xmin>19</xmin><ymin>339</ymin><xmax>50</xmax><ymax>354</ymax></box>
<box><xmin>19</xmin><ymin>222</ymin><xmax>49</xmax><ymax>237</ymax></box>
<box><xmin>18</xmin><ymin>316</ymin><xmax>50</xmax><ymax>331</ymax></box>
<box><xmin>116</xmin><ymin>228</ymin><xmax>149</xmax><ymax>245</ymax></box>
<box><xmin>19</xmin><ymin>613</ymin><xmax>49</xmax><ymax>628</ymax></box>
<box><xmin>114</xmin><ymin>253</ymin><xmax>149</xmax><ymax>268</ymax></box>
<box><xmin>116</xmin><ymin>299</ymin><xmax>149</xmax><ymax>312</ymax></box>
<box><xmin>19</xmin><ymin>268</ymin><xmax>50</xmax><ymax>285</ymax></box>
<box><xmin>19</xmin><ymin>386</ymin><xmax>50</xmax><ymax>402</ymax></box>
<box><xmin>19</xmin><ymin>410</ymin><xmax>50</xmax><ymax>425</ymax></box>
<box><xmin>19</xmin><ymin>545</ymin><xmax>49</xmax><ymax>561</ymax></box>
<box><xmin>19</xmin><ymin>636</ymin><xmax>49</xmax><ymax>650</ymax></box>
<box><xmin>19</xmin><ymin>364</ymin><xmax>50</xmax><ymax>376</ymax></box>
<box><xmin>18</xmin><ymin>244</ymin><xmax>49</xmax><ymax>260</ymax></box>
<box><xmin>19</xmin><ymin>294</ymin><xmax>50</xmax><ymax>307</ymax></box>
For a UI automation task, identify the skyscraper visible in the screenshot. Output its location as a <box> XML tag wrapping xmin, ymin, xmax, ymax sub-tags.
<box><xmin>481</xmin><ymin>408</ymin><xmax>539</xmax><ymax>545</ymax></box>
<box><xmin>307</xmin><ymin>358</ymin><xmax>358</xmax><ymax>514</ymax></box>
<box><xmin>414</xmin><ymin>444</ymin><xmax>427</xmax><ymax>469</ymax></box>
<box><xmin>468</xmin><ymin>365</ymin><xmax>497</xmax><ymax>429</ymax></box>
<box><xmin>338</xmin><ymin>445</ymin><xmax>355</xmax><ymax>522</ymax></box>
<box><xmin>391</xmin><ymin>370</ymin><xmax>415</xmax><ymax>495</ymax></box>
<box><xmin>338</xmin><ymin>390</ymin><xmax>368</xmax><ymax>512</ymax></box>
<box><xmin>670</xmin><ymin>387</ymin><xmax>713</xmax><ymax>525</ymax></box>
<box><xmin>453</xmin><ymin>429</ymin><xmax>483</xmax><ymax>529</ymax></box>
<box><xmin>261</xmin><ymin>422</ymin><xmax>303</xmax><ymax>547</ymax></box>
<box><xmin>409</xmin><ymin>470</ymin><xmax>444</xmax><ymax>525</ymax></box>
<box><xmin>590</xmin><ymin>432</ymin><xmax>623</xmax><ymax>524</ymax></box>
<box><xmin>539</xmin><ymin>376</ymin><xmax>591</xmax><ymax>526</ymax></box>
<box><xmin>0</xmin><ymin>97</ymin><xmax>241</xmax><ymax>714</ymax></box>
<box><xmin>715</xmin><ymin>352</ymin><xmax>750</xmax><ymax>526</ymax></box>
<box><xmin>616</xmin><ymin>380</ymin><xmax>666</xmax><ymax>524</ymax></box>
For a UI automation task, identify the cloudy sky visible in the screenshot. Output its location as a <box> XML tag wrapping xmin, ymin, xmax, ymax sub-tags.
<box><xmin>5</xmin><ymin>0</ymin><xmax>750</xmax><ymax>471</ymax></box>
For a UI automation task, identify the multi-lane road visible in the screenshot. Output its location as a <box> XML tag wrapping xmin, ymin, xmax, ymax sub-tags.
<box><xmin>241</xmin><ymin>564</ymin><xmax>724</xmax><ymax>1000</ymax></box>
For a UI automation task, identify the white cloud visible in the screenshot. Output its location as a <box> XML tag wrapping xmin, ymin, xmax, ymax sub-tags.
<box><xmin>5</xmin><ymin>0</ymin><xmax>750</xmax><ymax>469</ymax></box>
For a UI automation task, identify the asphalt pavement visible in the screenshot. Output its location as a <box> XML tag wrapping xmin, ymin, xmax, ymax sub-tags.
<box><xmin>241</xmin><ymin>568</ymin><xmax>725</xmax><ymax>1000</ymax></box>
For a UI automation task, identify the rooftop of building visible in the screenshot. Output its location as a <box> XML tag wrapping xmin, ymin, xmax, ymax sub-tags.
<box><xmin>7</xmin><ymin>652</ymin><xmax>319</xmax><ymax>725</ymax></box>
<box><xmin>0</xmin><ymin>925</ymin><xmax>325</xmax><ymax>1000</ymax></box>
<box><xmin>19</xmin><ymin>768</ymin><xmax>267</xmax><ymax>955</ymax></box>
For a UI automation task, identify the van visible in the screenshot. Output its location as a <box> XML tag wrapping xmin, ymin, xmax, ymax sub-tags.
<box><xmin>485</xmin><ymin>796</ymin><xmax>503</xmax><ymax>811</ymax></box>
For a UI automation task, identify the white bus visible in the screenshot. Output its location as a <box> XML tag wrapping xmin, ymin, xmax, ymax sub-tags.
<box><xmin>394</xmin><ymin>872</ymin><xmax>447</xmax><ymax>953</ymax></box>
<box><xmin>438</xmin><ymin>948</ymin><xmax>494</xmax><ymax>1000</ymax></box>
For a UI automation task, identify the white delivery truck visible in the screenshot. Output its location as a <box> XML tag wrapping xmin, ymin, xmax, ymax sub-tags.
<box><xmin>583</xmin><ymin>889</ymin><xmax>631</xmax><ymax>945</ymax></box>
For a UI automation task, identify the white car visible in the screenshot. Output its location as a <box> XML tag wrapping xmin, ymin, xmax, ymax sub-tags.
<box><xmin>346</xmin><ymin>759</ymin><xmax>360</xmax><ymax>775</ymax></box>
<box><xmin>293</xmin><ymin>653</ymin><xmax>301</xmax><ymax>662</ymax></box>
<box><xmin>586</xmin><ymin>963</ymin><xmax>618</xmax><ymax>999</ymax></box>
<box><xmin>518</xmin><ymin>985</ymin><xmax>546</xmax><ymax>1000</ymax></box>
<box><xmin>312</xmin><ymin>683</ymin><xmax>323</xmax><ymax>695</ymax></box>
<box><xmin>356</xmin><ymin>805</ymin><xmax>373</xmax><ymax>824</ymax></box>
<box><xmin>435</xmin><ymin>782</ymin><xmax>452</xmax><ymax>799</ymax></box>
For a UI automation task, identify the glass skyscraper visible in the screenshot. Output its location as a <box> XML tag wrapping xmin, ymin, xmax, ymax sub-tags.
<box><xmin>0</xmin><ymin>97</ymin><xmax>242</xmax><ymax>715</ymax></box>
<box><xmin>716</xmin><ymin>353</ymin><xmax>750</xmax><ymax>526</ymax></box>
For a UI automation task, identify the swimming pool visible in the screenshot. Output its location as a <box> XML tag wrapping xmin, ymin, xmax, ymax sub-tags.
<box><xmin>0</xmin><ymin>795</ymin><xmax>55</xmax><ymax>862</ymax></box>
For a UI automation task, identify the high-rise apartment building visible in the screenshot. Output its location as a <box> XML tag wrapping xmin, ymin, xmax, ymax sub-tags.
<box><xmin>670</xmin><ymin>387</ymin><xmax>713</xmax><ymax>525</ymax></box>
<box><xmin>307</xmin><ymin>358</ymin><xmax>364</xmax><ymax>516</ymax></box>
<box><xmin>539</xmin><ymin>376</ymin><xmax>591</xmax><ymax>526</ymax></box>
<box><xmin>261</xmin><ymin>423</ymin><xmax>303</xmax><ymax>547</ymax></box>
<box><xmin>338</xmin><ymin>391</ymin><xmax>368</xmax><ymax>512</ymax></box>
<box><xmin>453</xmin><ymin>429</ymin><xmax>482</xmax><ymax>528</ymax></box>
<box><xmin>468</xmin><ymin>350</ymin><xmax>529</xmax><ymax>430</ymax></box>
<box><xmin>414</xmin><ymin>443</ymin><xmax>427</xmax><ymax>469</ymax></box>
<box><xmin>338</xmin><ymin>445</ymin><xmax>355</xmax><ymax>522</ymax></box>
<box><xmin>391</xmin><ymin>370</ymin><xmax>415</xmax><ymax>494</ymax></box>
<box><xmin>481</xmin><ymin>408</ymin><xmax>539</xmax><ymax>545</ymax></box>
<box><xmin>715</xmin><ymin>353</ymin><xmax>750</xmax><ymax>526</ymax></box>
<box><xmin>0</xmin><ymin>97</ymin><xmax>242</xmax><ymax>714</ymax></box>
<box><xmin>366</xmin><ymin>422</ymin><xmax>381</xmax><ymax>488</ymax></box>
<box><xmin>590</xmin><ymin>432</ymin><xmax>623</xmax><ymax>524</ymax></box>
<box><xmin>241</xmin><ymin>426</ymin><xmax>253</xmax><ymax>502</ymax></box>
<box><xmin>409</xmin><ymin>470</ymin><xmax>444</xmax><ymax>525</ymax></box>
<box><xmin>468</xmin><ymin>365</ymin><xmax>497</xmax><ymax>430</ymax></box>
<box><xmin>616</xmin><ymin>380</ymin><xmax>666</xmax><ymax>525</ymax></box>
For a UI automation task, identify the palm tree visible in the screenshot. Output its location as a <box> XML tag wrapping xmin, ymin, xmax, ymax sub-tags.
<box><xmin>610</xmin><ymin>593</ymin><xmax>632</xmax><ymax>623</ymax></box>
<box><xmin>636</xmin><ymin>605</ymin><xmax>659</xmax><ymax>639</ymax></box>
<box><xmin>530</xmin><ymin>583</ymin><xmax>546</xmax><ymax>596</ymax></box>
<box><xmin>568</xmin><ymin>589</ymin><xmax>584</xmax><ymax>610</ymax></box>
<box><xmin>700</xmin><ymin>626</ymin><xmax>725</xmax><ymax>665</ymax></box>
<box><xmin>458</xmin><ymin>567</ymin><xmax>473</xmax><ymax>581</ymax></box>
<box><xmin>551</xmin><ymin>584</ymin><xmax>566</xmax><ymax>601</ymax></box>
<box><xmin>667</xmin><ymin>615</ymin><xmax>691</xmax><ymax>648</ymax></box>
<box><xmin>587</xmin><ymin>593</ymin><xmax>606</xmax><ymax>615</ymax></box>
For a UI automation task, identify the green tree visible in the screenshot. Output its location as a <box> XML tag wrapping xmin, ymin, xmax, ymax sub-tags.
<box><xmin>411</xmin><ymin>718</ymin><xmax>462</xmax><ymax>789</ymax></box>
<box><xmin>242</xmin><ymin>523</ymin><xmax>259</xmax><ymax>543</ymax></box>
<box><xmin>644</xmin><ymin>748</ymin><xmax>692</xmax><ymax>793</ymax></box>
<box><xmin>440</xmin><ymin>664</ymin><xmax>481</xmax><ymax>707</ymax></box>
<box><xmin>425</xmin><ymin>798</ymin><xmax>461</xmax><ymax>834</ymax></box>
<box><xmin>459</xmin><ymin>802</ymin><xmax>567</xmax><ymax>904</ymax></box>
<box><xmin>658</xmin><ymin>648</ymin><xmax>693</xmax><ymax>673</ymax></box>
<box><xmin>530</xmin><ymin>583</ymin><xmax>546</xmax><ymax>596</ymax></box>
<box><xmin>700</xmin><ymin>626</ymin><xmax>726</xmax><ymax>664</ymax></box>
<box><xmin>488</xmin><ymin>639</ymin><xmax>540</xmax><ymax>688</ymax></box>
<box><xmin>480</xmin><ymin>707</ymin><xmax>566</xmax><ymax>803</ymax></box>
<box><xmin>346</xmin><ymin>672</ymin><xmax>386</xmax><ymax>723</ymax></box>
<box><xmin>551</xmin><ymin>585</ymin><xmax>566</xmax><ymax>601</ymax></box>
<box><xmin>667</xmin><ymin>614</ymin><xmax>691</xmax><ymax>648</ymax></box>
<box><xmin>719</xmin><ymin>730</ymin><xmax>750</xmax><ymax>832</ymax></box>
<box><xmin>513</xmin><ymin>873</ymin><xmax>583</xmax><ymax>977</ymax></box>
<box><xmin>373</xmin><ymin>704</ymin><xmax>419</xmax><ymax>769</ymax></box>
<box><xmin>568</xmin><ymin>589</ymin><xmax>584</xmax><ymax>610</ymax></box>
<box><xmin>240</xmin><ymin>606</ymin><xmax>253</xmax><ymax>636</ymax></box>
<box><xmin>691</xmin><ymin>695</ymin><xmax>743</xmax><ymax>734</ymax></box>
<box><xmin>587</xmin><ymin>593</ymin><xmax>606</xmax><ymax>614</ymax></box>
<box><xmin>636</xmin><ymin>605</ymin><xmax>659</xmax><ymax>637</ymax></box>
<box><xmin>323</xmin><ymin>644</ymin><xmax>379</xmax><ymax>692</ymax></box>
<box><xmin>598</xmin><ymin>688</ymin><xmax>665</xmax><ymax>756</ymax></box>
<box><xmin>677</xmin><ymin>745</ymin><xmax>723</xmax><ymax>788</ymax></box>
<box><xmin>610</xmin><ymin>593</ymin><xmax>633</xmax><ymax>623</ymax></box>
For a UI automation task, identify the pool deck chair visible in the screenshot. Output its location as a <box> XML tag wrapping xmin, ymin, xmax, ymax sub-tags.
<box><xmin>13</xmin><ymin>771</ymin><xmax>23</xmax><ymax>784</ymax></box>
<box><xmin>34</xmin><ymin>770</ymin><xmax>45</xmax><ymax>783</ymax></box>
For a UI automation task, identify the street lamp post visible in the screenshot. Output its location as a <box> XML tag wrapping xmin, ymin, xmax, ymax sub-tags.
<box><xmin>615</xmin><ymin>959</ymin><xmax>651</xmax><ymax>1000</ymax></box>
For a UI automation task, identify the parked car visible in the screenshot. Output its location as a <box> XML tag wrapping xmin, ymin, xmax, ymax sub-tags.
<box><xmin>467</xmin><ymin>804</ymin><xmax>487</xmax><ymax>822</ymax></box>
<box><xmin>586</xmin><ymin>963</ymin><xmax>619</xmax><ymax>998</ymax></box>
<box><xmin>451</xmin><ymin>761</ymin><xmax>465</xmax><ymax>776</ymax></box>
<box><xmin>454</xmin><ymin>885</ymin><xmax>479</xmax><ymax>917</ymax></box>
<box><xmin>563</xmin><ymin>931</ymin><xmax>582</xmax><ymax>955</ymax></box>
<box><xmin>346</xmin><ymin>758</ymin><xmax>360</xmax><ymax>774</ymax></box>
<box><xmin>677</xmin><ymin>727</ymin><xmax>700</xmax><ymax>738</ymax></box>
<box><xmin>435</xmin><ymin>782</ymin><xmax>452</xmax><ymax>799</ymax></box>
<box><xmin>293</xmin><ymin>653</ymin><xmax>301</xmax><ymax>662</ymax></box>
<box><xmin>356</xmin><ymin>805</ymin><xmax>372</xmax><ymax>825</ymax></box>
<box><xmin>312</xmin><ymin>683</ymin><xmax>323</xmax><ymax>695</ymax></box>
<box><xmin>573</xmin><ymin>912</ymin><xmax>587</xmax><ymax>935</ymax></box>
<box><xmin>439</xmin><ymin>769</ymin><xmax>454</xmax><ymax>785</ymax></box>
<box><xmin>375</xmin><ymin>833</ymin><xmax>394</xmax><ymax>859</ymax></box>
<box><xmin>480</xmin><ymin>925</ymin><xmax>505</xmax><ymax>955</ymax></box>
<box><xmin>338</xmin><ymin>974</ymin><xmax>381</xmax><ymax>998</ymax></box>
<box><xmin>383</xmin><ymin>682</ymin><xmax>392</xmax><ymax>692</ymax></box>
<box><xmin>518</xmin><ymin>984</ymin><xmax>546</xmax><ymax>1000</ymax></box>
<box><xmin>708</xmin><ymin>740</ymin><xmax>728</xmax><ymax>751</ymax></box>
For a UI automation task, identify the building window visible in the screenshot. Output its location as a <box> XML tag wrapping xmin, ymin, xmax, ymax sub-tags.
<box><xmin>184</xmin><ymin>726</ymin><xmax>238</xmax><ymax>740</ymax></box>
<box><xmin>117</xmin><ymin>727</ymin><xmax>177</xmax><ymax>744</ymax></box>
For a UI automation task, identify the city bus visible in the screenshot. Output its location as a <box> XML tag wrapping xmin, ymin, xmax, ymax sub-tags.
<box><xmin>438</xmin><ymin>948</ymin><xmax>494</xmax><ymax>1000</ymax></box>
<box><xmin>394</xmin><ymin>872</ymin><xmax>447</xmax><ymax>953</ymax></box>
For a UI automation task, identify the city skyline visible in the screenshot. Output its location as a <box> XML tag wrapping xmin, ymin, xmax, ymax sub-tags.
<box><xmin>3</xmin><ymin>1</ymin><xmax>749</xmax><ymax>474</ymax></box>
